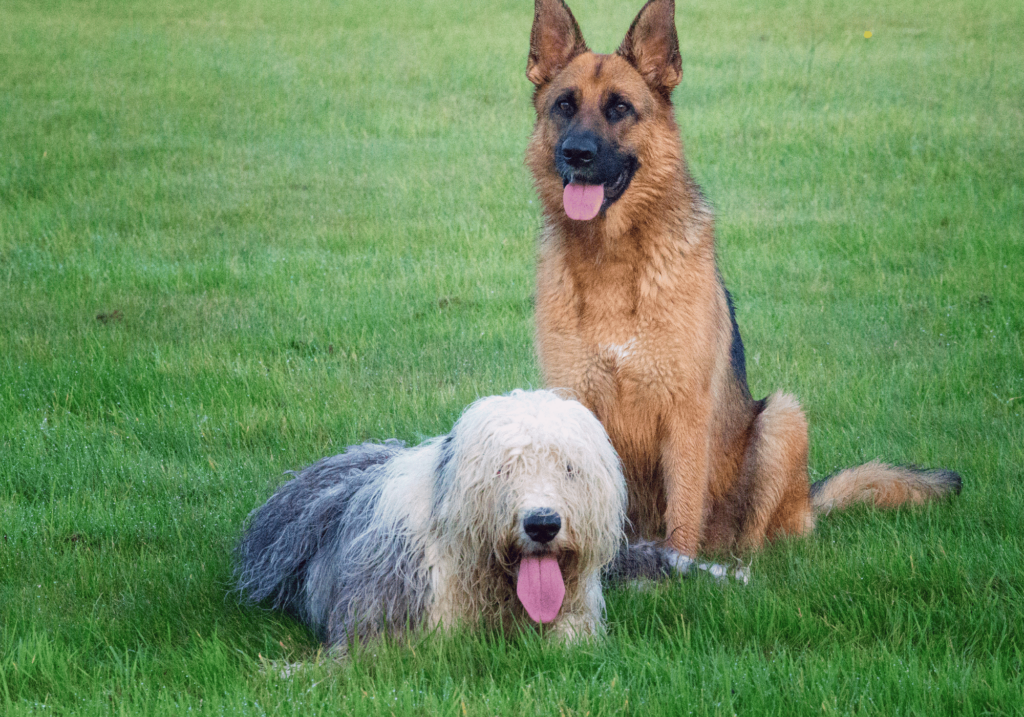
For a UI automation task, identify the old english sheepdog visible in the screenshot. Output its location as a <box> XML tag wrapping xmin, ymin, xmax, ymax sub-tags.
<box><xmin>237</xmin><ymin>389</ymin><xmax>655</xmax><ymax>647</ymax></box>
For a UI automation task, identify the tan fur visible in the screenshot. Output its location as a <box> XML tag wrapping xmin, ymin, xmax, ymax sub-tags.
<box><xmin>525</xmin><ymin>0</ymin><xmax>960</xmax><ymax>558</ymax></box>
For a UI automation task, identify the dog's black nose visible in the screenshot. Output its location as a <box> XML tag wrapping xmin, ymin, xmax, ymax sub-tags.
<box><xmin>561</xmin><ymin>135</ymin><xmax>598</xmax><ymax>168</ymax></box>
<box><xmin>523</xmin><ymin>509</ymin><xmax>562</xmax><ymax>544</ymax></box>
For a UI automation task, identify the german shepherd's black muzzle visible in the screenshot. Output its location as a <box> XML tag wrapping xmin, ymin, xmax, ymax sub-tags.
<box><xmin>556</xmin><ymin>129</ymin><xmax>639</xmax><ymax>210</ymax></box>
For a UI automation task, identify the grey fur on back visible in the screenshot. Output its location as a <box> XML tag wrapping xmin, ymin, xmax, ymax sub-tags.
<box><xmin>236</xmin><ymin>439</ymin><xmax>429</xmax><ymax>645</ymax></box>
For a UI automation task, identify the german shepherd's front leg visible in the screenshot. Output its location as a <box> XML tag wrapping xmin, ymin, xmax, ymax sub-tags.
<box><xmin>660</xmin><ymin>403</ymin><xmax>713</xmax><ymax>558</ymax></box>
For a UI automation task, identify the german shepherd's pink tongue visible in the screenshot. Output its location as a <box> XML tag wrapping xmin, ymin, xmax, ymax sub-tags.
<box><xmin>516</xmin><ymin>555</ymin><xmax>565</xmax><ymax>623</ymax></box>
<box><xmin>563</xmin><ymin>183</ymin><xmax>604</xmax><ymax>221</ymax></box>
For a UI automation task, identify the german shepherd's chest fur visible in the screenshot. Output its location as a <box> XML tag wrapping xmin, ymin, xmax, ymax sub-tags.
<box><xmin>536</xmin><ymin>217</ymin><xmax>722</xmax><ymax>407</ymax></box>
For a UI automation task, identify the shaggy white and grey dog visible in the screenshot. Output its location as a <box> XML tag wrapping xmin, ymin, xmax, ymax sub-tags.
<box><xmin>236</xmin><ymin>389</ymin><xmax>679</xmax><ymax>648</ymax></box>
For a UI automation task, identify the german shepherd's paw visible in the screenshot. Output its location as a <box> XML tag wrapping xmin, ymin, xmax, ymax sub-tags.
<box><xmin>670</xmin><ymin>552</ymin><xmax>750</xmax><ymax>585</ymax></box>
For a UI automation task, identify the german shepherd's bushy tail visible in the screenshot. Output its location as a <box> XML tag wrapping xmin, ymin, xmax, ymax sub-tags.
<box><xmin>809</xmin><ymin>461</ymin><xmax>962</xmax><ymax>513</ymax></box>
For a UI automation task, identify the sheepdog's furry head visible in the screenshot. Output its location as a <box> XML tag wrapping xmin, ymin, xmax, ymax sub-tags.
<box><xmin>429</xmin><ymin>389</ymin><xmax>626</xmax><ymax>630</ymax></box>
<box><xmin>236</xmin><ymin>389</ymin><xmax>627</xmax><ymax>648</ymax></box>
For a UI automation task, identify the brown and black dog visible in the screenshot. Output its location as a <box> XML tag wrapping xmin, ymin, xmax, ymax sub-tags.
<box><xmin>526</xmin><ymin>0</ymin><xmax>961</xmax><ymax>561</ymax></box>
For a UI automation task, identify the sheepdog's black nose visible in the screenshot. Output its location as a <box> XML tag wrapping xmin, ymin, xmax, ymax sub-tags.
<box><xmin>523</xmin><ymin>509</ymin><xmax>561</xmax><ymax>544</ymax></box>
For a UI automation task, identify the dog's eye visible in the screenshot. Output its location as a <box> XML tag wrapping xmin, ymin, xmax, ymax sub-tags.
<box><xmin>607</xmin><ymin>101</ymin><xmax>632</xmax><ymax>121</ymax></box>
<box><xmin>558</xmin><ymin>100</ymin><xmax>574</xmax><ymax>115</ymax></box>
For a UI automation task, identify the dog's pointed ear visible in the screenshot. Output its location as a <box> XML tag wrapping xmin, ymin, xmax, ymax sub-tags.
<box><xmin>527</xmin><ymin>0</ymin><xmax>588</xmax><ymax>87</ymax></box>
<box><xmin>617</xmin><ymin>0</ymin><xmax>682</xmax><ymax>98</ymax></box>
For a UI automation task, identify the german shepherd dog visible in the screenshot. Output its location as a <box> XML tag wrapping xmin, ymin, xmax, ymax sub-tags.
<box><xmin>526</xmin><ymin>0</ymin><xmax>961</xmax><ymax>560</ymax></box>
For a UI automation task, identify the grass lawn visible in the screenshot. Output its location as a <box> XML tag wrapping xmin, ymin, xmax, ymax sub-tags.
<box><xmin>1</xmin><ymin>0</ymin><xmax>1022</xmax><ymax>713</ymax></box>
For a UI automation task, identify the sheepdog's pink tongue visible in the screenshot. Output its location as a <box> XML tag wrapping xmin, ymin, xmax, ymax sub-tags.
<box><xmin>516</xmin><ymin>555</ymin><xmax>565</xmax><ymax>624</ymax></box>
<box><xmin>562</xmin><ymin>183</ymin><xmax>604</xmax><ymax>221</ymax></box>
